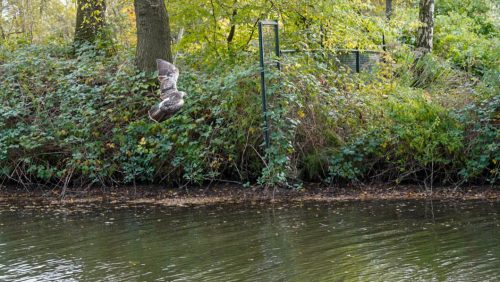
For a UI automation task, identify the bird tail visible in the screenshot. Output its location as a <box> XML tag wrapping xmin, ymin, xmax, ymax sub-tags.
<box><xmin>148</xmin><ymin>104</ymin><xmax>164</xmax><ymax>123</ymax></box>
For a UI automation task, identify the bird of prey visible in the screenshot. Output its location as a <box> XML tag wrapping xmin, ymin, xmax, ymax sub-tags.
<box><xmin>148</xmin><ymin>59</ymin><xmax>187</xmax><ymax>122</ymax></box>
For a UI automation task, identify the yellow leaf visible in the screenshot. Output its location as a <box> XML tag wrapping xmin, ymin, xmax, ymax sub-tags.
<box><xmin>298</xmin><ymin>110</ymin><xmax>305</xmax><ymax>119</ymax></box>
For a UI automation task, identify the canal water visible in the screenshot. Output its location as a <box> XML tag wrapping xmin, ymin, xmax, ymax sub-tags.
<box><xmin>0</xmin><ymin>200</ymin><xmax>498</xmax><ymax>281</ymax></box>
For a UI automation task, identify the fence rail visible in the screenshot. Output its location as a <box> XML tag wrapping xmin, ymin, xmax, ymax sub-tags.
<box><xmin>281</xmin><ymin>48</ymin><xmax>384</xmax><ymax>73</ymax></box>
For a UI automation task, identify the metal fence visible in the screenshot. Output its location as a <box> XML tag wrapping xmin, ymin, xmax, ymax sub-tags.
<box><xmin>281</xmin><ymin>49</ymin><xmax>383</xmax><ymax>73</ymax></box>
<box><xmin>258</xmin><ymin>20</ymin><xmax>281</xmax><ymax>149</ymax></box>
<box><xmin>335</xmin><ymin>50</ymin><xmax>382</xmax><ymax>73</ymax></box>
<box><xmin>257</xmin><ymin>20</ymin><xmax>383</xmax><ymax>149</ymax></box>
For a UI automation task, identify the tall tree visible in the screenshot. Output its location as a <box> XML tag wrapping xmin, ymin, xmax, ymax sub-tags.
<box><xmin>227</xmin><ymin>5</ymin><xmax>237</xmax><ymax>49</ymax></box>
<box><xmin>74</xmin><ymin>0</ymin><xmax>106</xmax><ymax>43</ymax></box>
<box><xmin>134</xmin><ymin>0</ymin><xmax>173</xmax><ymax>73</ymax></box>
<box><xmin>383</xmin><ymin>0</ymin><xmax>393</xmax><ymax>51</ymax></box>
<box><xmin>0</xmin><ymin>0</ymin><xmax>4</xmax><ymax>39</ymax></box>
<box><xmin>417</xmin><ymin>0</ymin><xmax>434</xmax><ymax>53</ymax></box>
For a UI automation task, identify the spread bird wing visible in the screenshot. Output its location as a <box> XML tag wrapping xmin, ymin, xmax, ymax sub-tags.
<box><xmin>156</xmin><ymin>59</ymin><xmax>176</xmax><ymax>77</ymax></box>
<box><xmin>156</xmin><ymin>59</ymin><xmax>179</xmax><ymax>93</ymax></box>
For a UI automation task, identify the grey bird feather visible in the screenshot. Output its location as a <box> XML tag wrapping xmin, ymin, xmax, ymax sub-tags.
<box><xmin>148</xmin><ymin>59</ymin><xmax>187</xmax><ymax>122</ymax></box>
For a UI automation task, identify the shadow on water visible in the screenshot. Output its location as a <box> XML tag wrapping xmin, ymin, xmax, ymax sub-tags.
<box><xmin>0</xmin><ymin>200</ymin><xmax>499</xmax><ymax>281</ymax></box>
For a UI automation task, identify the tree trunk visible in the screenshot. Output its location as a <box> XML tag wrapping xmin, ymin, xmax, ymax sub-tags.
<box><xmin>386</xmin><ymin>0</ymin><xmax>392</xmax><ymax>20</ymax></box>
<box><xmin>383</xmin><ymin>0</ymin><xmax>392</xmax><ymax>51</ymax></box>
<box><xmin>417</xmin><ymin>0</ymin><xmax>434</xmax><ymax>53</ymax></box>
<box><xmin>134</xmin><ymin>0</ymin><xmax>173</xmax><ymax>73</ymax></box>
<box><xmin>227</xmin><ymin>10</ymin><xmax>237</xmax><ymax>46</ymax></box>
<box><xmin>75</xmin><ymin>0</ymin><xmax>106</xmax><ymax>43</ymax></box>
<box><xmin>227</xmin><ymin>0</ymin><xmax>238</xmax><ymax>50</ymax></box>
<box><xmin>0</xmin><ymin>0</ymin><xmax>4</xmax><ymax>40</ymax></box>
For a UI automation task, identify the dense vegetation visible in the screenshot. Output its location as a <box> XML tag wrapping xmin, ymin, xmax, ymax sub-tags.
<box><xmin>0</xmin><ymin>0</ymin><xmax>498</xmax><ymax>189</ymax></box>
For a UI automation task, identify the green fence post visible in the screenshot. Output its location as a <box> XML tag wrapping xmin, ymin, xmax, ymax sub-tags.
<box><xmin>258</xmin><ymin>20</ymin><xmax>280</xmax><ymax>150</ymax></box>
<box><xmin>258</xmin><ymin>21</ymin><xmax>270</xmax><ymax>149</ymax></box>
<box><xmin>355</xmin><ymin>49</ymin><xmax>360</xmax><ymax>73</ymax></box>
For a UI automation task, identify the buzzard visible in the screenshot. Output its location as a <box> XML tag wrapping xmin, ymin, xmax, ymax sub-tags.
<box><xmin>148</xmin><ymin>59</ymin><xmax>187</xmax><ymax>122</ymax></box>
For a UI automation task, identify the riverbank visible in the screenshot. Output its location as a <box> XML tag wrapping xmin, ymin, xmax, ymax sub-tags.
<box><xmin>0</xmin><ymin>184</ymin><xmax>498</xmax><ymax>207</ymax></box>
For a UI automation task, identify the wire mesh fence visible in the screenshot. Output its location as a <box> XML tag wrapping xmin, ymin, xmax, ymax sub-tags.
<box><xmin>336</xmin><ymin>50</ymin><xmax>382</xmax><ymax>73</ymax></box>
<box><xmin>257</xmin><ymin>20</ymin><xmax>384</xmax><ymax>148</ymax></box>
<box><xmin>281</xmin><ymin>49</ymin><xmax>383</xmax><ymax>73</ymax></box>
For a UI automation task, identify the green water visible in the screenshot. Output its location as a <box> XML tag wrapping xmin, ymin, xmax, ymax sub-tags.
<box><xmin>0</xmin><ymin>200</ymin><xmax>499</xmax><ymax>281</ymax></box>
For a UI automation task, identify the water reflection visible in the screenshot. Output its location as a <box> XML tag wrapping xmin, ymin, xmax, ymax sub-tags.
<box><xmin>0</xmin><ymin>200</ymin><xmax>498</xmax><ymax>281</ymax></box>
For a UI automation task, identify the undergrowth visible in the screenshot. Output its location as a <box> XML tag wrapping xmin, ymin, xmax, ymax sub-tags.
<box><xmin>0</xmin><ymin>43</ymin><xmax>498</xmax><ymax>189</ymax></box>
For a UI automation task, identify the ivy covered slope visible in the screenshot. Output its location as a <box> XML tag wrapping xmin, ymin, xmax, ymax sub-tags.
<box><xmin>0</xmin><ymin>0</ymin><xmax>498</xmax><ymax>188</ymax></box>
<box><xmin>0</xmin><ymin>43</ymin><xmax>497</xmax><ymax>188</ymax></box>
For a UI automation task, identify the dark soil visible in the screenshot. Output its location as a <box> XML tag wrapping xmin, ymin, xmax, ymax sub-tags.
<box><xmin>0</xmin><ymin>183</ymin><xmax>498</xmax><ymax>207</ymax></box>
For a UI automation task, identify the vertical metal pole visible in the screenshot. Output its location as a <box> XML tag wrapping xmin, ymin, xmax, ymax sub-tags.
<box><xmin>355</xmin><ymin>49</ymin><xmax>360</xmax><ymax>73</ymax></box>
<box><xmin>274</xmin><ymin>23</ymin><xmax>281</xmax><ymax>71</ymax></box>
<box><xmin>258</xmin><ymin>21</ymin><xmax>270</xmax><ymax>149</ymax></box>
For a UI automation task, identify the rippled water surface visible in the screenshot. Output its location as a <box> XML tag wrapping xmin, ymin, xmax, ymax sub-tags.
<box><xmin>0</xmin><ymin>200</ymin><xmax>499</xmax><ymax>281</ymax></box>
